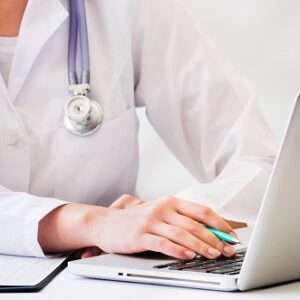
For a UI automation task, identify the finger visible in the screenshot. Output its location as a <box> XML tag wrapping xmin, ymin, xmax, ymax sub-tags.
<box><xmin>151</xmin><ymin>222</ymin><xmax>222</xmax><ymax>259</ymax></box>
<box><xmin>173</xmin><ymin>198</ymin><xmax>233</xmax><ymax>233</ymax></box>
<box><xmin>80</xmin><ymin>247</ymin><xmax>102</xmax><ymax>259</ymax></box>
<box><xmin>165</xmin><ymin>212</ymin><xmax>236</xmax><ymax>257</ymax></box>
<box><xmin>141</xmin><ymin>233</ymin><xmax>196</xmax><ymax>260</ymax></box>
<box><xmin>110</xmin><ymin>195</ymin><xmax>143</xmax><ymax>209</ymax></box>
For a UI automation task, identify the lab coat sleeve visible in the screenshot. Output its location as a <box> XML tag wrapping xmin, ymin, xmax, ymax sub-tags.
<box><xmin>0</xmin><ymin>186</ymin><xmax>67</xmax><ymax>257</ymax></box>
<box><xmin>133</xmin><ymin>0</ymin><xmax>277</xmax><ymax>225</ymax></box>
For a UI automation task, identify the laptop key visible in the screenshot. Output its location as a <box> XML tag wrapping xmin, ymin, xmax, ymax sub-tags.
<box><xmin>154</xmin><ymin>263</ymin><xmax>175</xmax><ymax>269</ymax></box>
<box><xmin>228</xmin><ymin>271</ymin><xmax>241</xmax><ymax>275</ymax></box>
<box><xmin>210</xmin><ymin>267</ymin><xmax>241</xmax><ymax>274</ymax></box>
<box><xmin>154</xmin><ymin>261</ymin><xmax>188</xmax><ymax>269</ymax></box>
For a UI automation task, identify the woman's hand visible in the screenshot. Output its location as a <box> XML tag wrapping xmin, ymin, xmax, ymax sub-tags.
<box><xmin>85</xmin><ymin>195</ymin><xmax>237</xmax><ymax>260</ymax></box>
<box><xmin>39</xmin><ymin>194</ymin><xmax>237</xmax><ymax>260</ymax></box>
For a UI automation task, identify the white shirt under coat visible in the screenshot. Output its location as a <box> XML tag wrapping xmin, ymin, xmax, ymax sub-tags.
<box><xmin>0</xmin><ymin>0</ymin><xmax>276</xmax><ymax>257</ymax></box>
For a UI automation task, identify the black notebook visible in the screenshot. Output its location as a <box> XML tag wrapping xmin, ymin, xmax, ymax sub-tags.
<box><xmin>0</xmin><ymin>254</ymin><xmax>70</xmax><ymax>293</ymax></box>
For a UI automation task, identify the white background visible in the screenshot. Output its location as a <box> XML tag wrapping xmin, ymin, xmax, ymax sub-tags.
<box><xmin>136</xmin><ymin>0</ymin><xmax>300</xmax><ymax>200</ymax></box>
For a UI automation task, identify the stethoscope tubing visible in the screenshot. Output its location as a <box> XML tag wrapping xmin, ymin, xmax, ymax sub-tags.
<box><xmin>65</xmin><ymin>0</ymin><xmax>103</xmax><ymax>136</ymax></box>
<box><xmin>68</xmin><ymin>0</ymin><xmax>78</xmax><ymax>85</ymax></box>
<box><xmin>68</xmin><ymin>0</ymin><xmax>90</xmax><ymax>86</ymax></box>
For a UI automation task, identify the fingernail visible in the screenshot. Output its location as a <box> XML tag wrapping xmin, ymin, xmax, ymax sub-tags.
<box><xmin>223</xmin><ymin>246</ymin><xmax>236</xmax><ymax>257</ymax></box>
<box><xmin>207</xmin><ymin>248</ymin><xmax>221</xmax><ymax>258</ymax></box>
<box><xmin>184</xmin><ymin>250</ymin><xmax>196</xmax><ymax>260</ymax></box>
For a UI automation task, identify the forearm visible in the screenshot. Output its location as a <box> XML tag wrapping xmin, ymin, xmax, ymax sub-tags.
<box><xmin>38</xmin><ymin>203</ymin><xmax>108</xmax><ymax>254</ymax></box>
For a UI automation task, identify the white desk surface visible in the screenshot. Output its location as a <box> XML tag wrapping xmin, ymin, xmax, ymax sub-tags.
<box><xmin>1</xmin><ymin>270</ymin><xmax>300</xmax><ymax>300</ymax></box>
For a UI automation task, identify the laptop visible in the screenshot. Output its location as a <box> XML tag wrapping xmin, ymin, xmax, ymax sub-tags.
<box><xmin>68</xmin><ymin>95</ymin><xmax>300</xmax><ymax>291</ymax></box>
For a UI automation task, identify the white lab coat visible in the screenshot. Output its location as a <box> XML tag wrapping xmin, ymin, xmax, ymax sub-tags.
<box><xmin>0</xmin><ymin>0</ymin><xmax>276</xmax><ymax>257</ymax></box>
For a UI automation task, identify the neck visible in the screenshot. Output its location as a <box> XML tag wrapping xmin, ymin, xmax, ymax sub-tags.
<box><xmin>0</xmin><ymin>0</ymin><xmax>28</xmax><ymax>37</ymax></box>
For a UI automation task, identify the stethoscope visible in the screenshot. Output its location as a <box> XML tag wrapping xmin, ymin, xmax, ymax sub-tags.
<box><xmin>64</xmin><ymin>0</ymin><xmax>104</xmax><ymax>136</ymax></box>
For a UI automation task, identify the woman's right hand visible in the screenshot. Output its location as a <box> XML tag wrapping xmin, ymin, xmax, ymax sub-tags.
<box><xmin>85</xmin><ymin>195</ymin><xmax>237</xmax><ymax>260</ymax></box>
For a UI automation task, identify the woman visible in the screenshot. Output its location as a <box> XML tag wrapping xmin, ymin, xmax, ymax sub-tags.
<box><xmin>0</xmin><ymin>0</ymin><xmax>275</xmax><ymax>260</ymax></box>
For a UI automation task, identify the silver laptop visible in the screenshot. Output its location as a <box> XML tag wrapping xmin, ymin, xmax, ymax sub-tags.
<box><xmin>69</xmin><ymin>95</ymin><xmax>300</xmax><ymax>291</ymax></box>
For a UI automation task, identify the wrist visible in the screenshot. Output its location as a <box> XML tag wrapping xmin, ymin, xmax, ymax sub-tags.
<box><xmin>38</xmin><ymin>202</ymin><xmax>110</xmax><ymax>253</ymax></box>
<box><xmin>81</xmin><ymin>205</ymin><xmax>111</xmax><ymax>247</ymax></box>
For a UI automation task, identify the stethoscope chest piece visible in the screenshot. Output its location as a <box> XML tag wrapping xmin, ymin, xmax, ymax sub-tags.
<box><xmin>64</xmin><ymin>95</ymin><xmax>104</xmax><ymax>136</ymax></box>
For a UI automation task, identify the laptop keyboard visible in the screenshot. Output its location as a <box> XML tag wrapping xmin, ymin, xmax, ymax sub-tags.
<box><xmin>153</xmin><ymin>249</ymin><xmax>246</xmax><ymax>276</ymax></box>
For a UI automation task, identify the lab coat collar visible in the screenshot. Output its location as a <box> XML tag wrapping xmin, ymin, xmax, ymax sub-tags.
<box><xmin>8</xmin><ymin>0</ymin><xmax>68</xmax><ymax>102</ymax></box>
